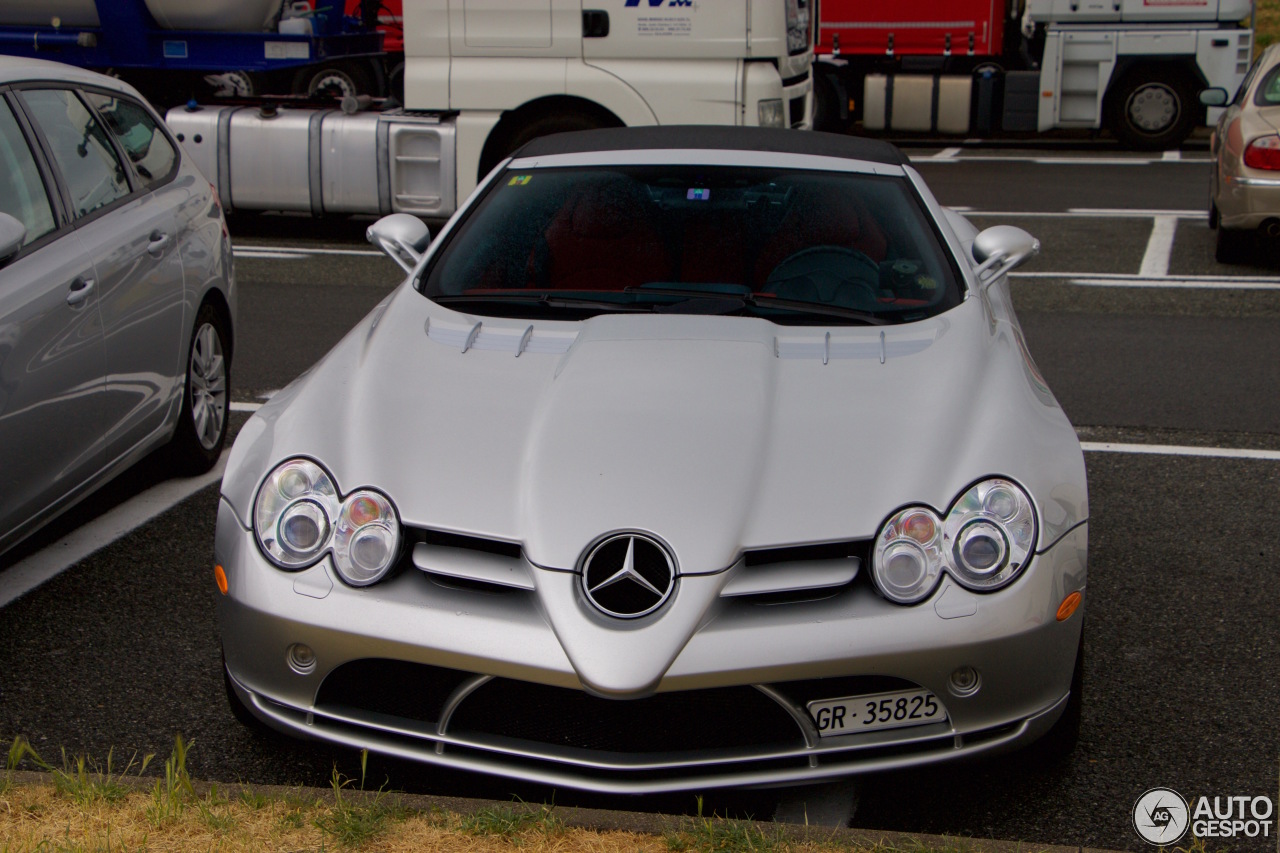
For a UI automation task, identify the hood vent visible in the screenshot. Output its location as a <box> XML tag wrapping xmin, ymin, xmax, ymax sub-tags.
<box><xmin>774</xmin><ymin>329</ymin><xmax>936</xmax><ymax>362</ymax></box>
<box><xmin>426</xmin><ymin>317</ymin><xmax>578</xmax><ymax>356</ymax></box>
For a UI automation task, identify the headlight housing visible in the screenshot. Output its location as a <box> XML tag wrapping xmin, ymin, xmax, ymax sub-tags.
<box><xmin>872</xmin><ymin>478</ymin><xmax>1037</xmax><ymax>604</ymax></box>
<box><xmin>253</xmin><ymin>458</ymin><xmax>401</xmax><ymax>586</ymax></box>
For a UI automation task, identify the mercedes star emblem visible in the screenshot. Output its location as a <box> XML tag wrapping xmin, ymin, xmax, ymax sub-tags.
<box><xmin>580</xmin><ymin>533</ymin><xmax>676</xmax><ymax>619</ymax></box>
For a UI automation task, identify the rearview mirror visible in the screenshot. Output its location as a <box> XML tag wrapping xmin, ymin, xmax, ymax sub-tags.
<box><xmin>971</xmin><ymin>225</ymin><xmax>1040</xmax><ymax>283</ymax></box>
<box><xmin>1199</xmin><ymin>88</ymin><xmax>1229</xmax><ymax>107</ymax></box>
<box><xmin>0</xmin><ymin>212</ymin><xmax>26</xmax><ymax>269</ymax></box>
<box><xmin>367</xmin><ymin>213</ymin><xmax>431</xmax><ymax>274</ymax></box>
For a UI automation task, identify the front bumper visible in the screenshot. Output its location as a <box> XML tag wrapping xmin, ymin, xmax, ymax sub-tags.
<box><xmin>216</xmin><ymin>497</ymin><xmax>1087</xmax><ymax>793</ymax></box>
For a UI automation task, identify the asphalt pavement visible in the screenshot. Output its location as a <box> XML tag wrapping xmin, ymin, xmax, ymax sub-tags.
<box><xmin>2</xmin><ymin>148</ymin><xmax>1278</xmax><ymax>852</ymax></box>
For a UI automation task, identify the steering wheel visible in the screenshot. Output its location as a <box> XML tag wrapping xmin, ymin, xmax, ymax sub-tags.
<box><xmin>764</xmin><ymin>246</ymin><xmax>881</xmax><ymax>310</ymax></box>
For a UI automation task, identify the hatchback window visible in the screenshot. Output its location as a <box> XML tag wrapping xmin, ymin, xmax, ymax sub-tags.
<box><xmin>20</xmin><ymin>88</ymin><xmax>130</xmax><ymax>218</ymax></box>
<box><xmin>423</xmin><ymin>165</ymin><xmax>962</xmax><ymax>325</ymax></box>
<box><xmin>0</xmin><ymin>100</ymin><xmax>55</xmax><ymax>245</ymax></box>
<box><xmin>83</xmin><ymin>91</ymin><xmax>177</xmax><ymax>188</ymax></box>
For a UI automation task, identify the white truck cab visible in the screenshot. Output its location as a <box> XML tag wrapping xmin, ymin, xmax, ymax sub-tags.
<box><xmin>170</xmin><ymin>0</ymin><xmax>814</xmax><ymax>217</ymax></box>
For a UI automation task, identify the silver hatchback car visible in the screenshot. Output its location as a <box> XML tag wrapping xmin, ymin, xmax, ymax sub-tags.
<box><xmin>0</xmin><ymin>57</ymin><xmax>235</xmax><ymax>557</ymax></box>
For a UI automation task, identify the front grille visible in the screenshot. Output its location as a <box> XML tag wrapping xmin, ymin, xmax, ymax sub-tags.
<box><xmin>451</xmin><ymin>678</ymin><xmax>804</xmax><ymax>753</ymax></box>
<box><xmin>771</xmin><ymin>674</ymin><xmax>921</xmax><ymax>707</ymax></box>
<box><xmin>316</xmin><ymin>659</ymin><xmax>475</xmax><ymax>724</ymax></box>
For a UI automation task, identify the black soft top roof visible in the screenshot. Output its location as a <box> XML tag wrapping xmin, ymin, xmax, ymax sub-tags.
<box><xmin>510</xmin><ymin>126</ymin><xmax>909</xmax><ymax>167</ymax></box>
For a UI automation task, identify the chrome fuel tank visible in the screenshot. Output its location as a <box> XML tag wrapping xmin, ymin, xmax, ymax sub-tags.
<box><xmin>165</xmin><ymin>105</ymin><xmax>457</xmax><ymax>217</ymax></box>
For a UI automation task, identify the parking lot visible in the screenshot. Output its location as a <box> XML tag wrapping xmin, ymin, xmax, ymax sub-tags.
<box><xmin>1</xmin><ymin>147</ymin><xmax>1277</xmax><ymax>852</ymax></box>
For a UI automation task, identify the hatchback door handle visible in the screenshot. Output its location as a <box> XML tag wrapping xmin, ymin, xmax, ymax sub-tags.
<box><xmin>147</xmin><ymin>230</ymin><xmax>171</xmax><ymax>257</ymax></box>
<box><xmin>66</xmin><ymin>277</ymin><xmax>95</xmax><ymax>306</ymax></box>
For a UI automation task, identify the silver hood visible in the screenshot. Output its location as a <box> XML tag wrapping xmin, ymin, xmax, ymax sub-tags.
<box><xmin>223</xmin><ymin>283</ymin><xmax>1086</xmax><ymax>576</ymax></box>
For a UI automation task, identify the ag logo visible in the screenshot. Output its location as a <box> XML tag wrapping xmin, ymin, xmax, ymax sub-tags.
<box><xmin>1133</xmin><ymin>788</ymin><xmax>1190</xmax><ymax>845</ymax></box>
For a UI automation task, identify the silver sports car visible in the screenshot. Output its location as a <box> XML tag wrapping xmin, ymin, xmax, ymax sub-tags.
<box><xmin>215</xmin><ymin>127</ymin><xmax>1088</xmax><ymax>794</ymax></box>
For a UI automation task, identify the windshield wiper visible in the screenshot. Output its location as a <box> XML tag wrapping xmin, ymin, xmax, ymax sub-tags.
<box><xmin>623</xmin><ymin>286</ymin><xmax>889</xmax><ymax>325</ymax></box>
<box><xmin>434</xmin><ymin>293</ymin><xmax>652</xmax><ymax>312</ymax></box>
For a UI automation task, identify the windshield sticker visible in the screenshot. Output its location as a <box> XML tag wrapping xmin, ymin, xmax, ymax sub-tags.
<box><xmin>508</xmin><ymin>175</ymin><xmax>532</xmax><ymax>186</ymax></box>
<box><xmin>686</xmin><ymin>188</ymin><xmax>710</xmax><ymax>201</ymax></box>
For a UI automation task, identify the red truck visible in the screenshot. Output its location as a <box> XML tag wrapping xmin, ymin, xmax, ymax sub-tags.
<box><xmin>812</xmin><ymin>0</ymin><xmax>1254</xmax><ymax>148</ymax></box>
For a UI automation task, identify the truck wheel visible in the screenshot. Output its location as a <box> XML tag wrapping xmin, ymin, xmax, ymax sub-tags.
<box><xmin>1107</xmin><ymin>70</ymin><xmax>1198</xmax><ymax>150</ymax></box>
<box><xmin>294</xmin><ymin>61</ymin><xmax>378</xmax><ymax>100</ymax></box>
<box><xmin>813</xmin><ymin>71</ymin><xmax>852</xmax><ymax>134</ymax></box>
<box><xmin>479</xmin><ymin>110</ymin><xmax>615</xmax><ymax>181</ymax></box>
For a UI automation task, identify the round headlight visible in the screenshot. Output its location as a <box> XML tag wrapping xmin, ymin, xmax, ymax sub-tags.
<box><xmin>255</xmin><ymin>459</ymin><xmax>339</xmax><ymax>569</ymax></box>
<box><xmin>278</xmin><ymin>500</ymin><xmax>330</xmax><ymax>558</ymax></box>
<box><xmin>253</xmin><ymin>459</ymin><xmax>402</xmax><ymax>585</ymax></box>
<box><xmin>955</xmin><ymin>521</ymin><xmax>1007</xmax><ymax>576</ymax></box>
<box><xmin>872</xmin><ymin>506</ymin><xmax>944</xmax><ymax>604</ymax></box>
<box><xmin>943</xmin><ymin>478</ymin><xmax>1036</xmax><ymax>590</ymax></box>
<box><xmin>332</xmin><ymin>490</ymin><xmax>400</xmax><ymax>586</ymax></box>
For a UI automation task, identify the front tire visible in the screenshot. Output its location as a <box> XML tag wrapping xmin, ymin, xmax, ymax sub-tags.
<box><xmin>169</xmin><ymin>303</ymin><xmax>230</xmax><ymax>474</ymax></box>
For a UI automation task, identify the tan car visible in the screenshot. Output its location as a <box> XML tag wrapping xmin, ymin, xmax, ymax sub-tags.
<box><xmin>1202</xmin><ymin>43</ymin><xmax>1280</xmax><ymax>263</ymax></box>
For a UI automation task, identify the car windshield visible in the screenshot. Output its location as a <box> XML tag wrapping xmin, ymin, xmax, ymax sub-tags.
<box><xmin>420</xmin><ymin>164</ymin><xmax>963</xmax><ymax>325</ymax></box>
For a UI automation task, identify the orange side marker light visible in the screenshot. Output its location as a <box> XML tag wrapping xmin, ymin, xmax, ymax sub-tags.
<box><xmin>214</xmin><ymin>564</ymin><xmax>228</xmax><ymax>596</ymax></box>
<box><xmin>1056</xmin><ymin>590</ymin><xmax>1082</xmax><ymax>622</ymax></box>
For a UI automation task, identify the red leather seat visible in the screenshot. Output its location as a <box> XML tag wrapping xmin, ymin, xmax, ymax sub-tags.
<box><xmin>754</xmin><ymin>188</ymin><xmax>888</xmax><ymax>287</ymax></box>
<box><xmin>531</xmin><ymin>179</ymin><xmax>671</xmax><ymax>291</ymax></box>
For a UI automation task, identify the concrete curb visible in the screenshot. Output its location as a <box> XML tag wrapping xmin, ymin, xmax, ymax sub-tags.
<box><xmin>3</xmin><ymin>769</ymin><xmax>1122</xmax><ymax>853</ymax></box>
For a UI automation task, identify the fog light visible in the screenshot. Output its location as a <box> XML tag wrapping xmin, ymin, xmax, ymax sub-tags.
<box><xmin>948</xmin><ymin>665</ymin><xmax>981</xmax><ymax>697</ymax></box>
<box><xmin>286</xmin><ymin>643</ymin><xmax>316</xmax><ymax>675</ymax></box>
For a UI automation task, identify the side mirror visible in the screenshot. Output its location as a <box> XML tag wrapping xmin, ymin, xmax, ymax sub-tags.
<box><xmin>971</xmin><ymin>225</ymin><xmax>1039</xmax><ymax>283</ymax></box>
<box><xmin>1199</xmin><ymin>88</ymin><xmax>1229</xmax><ymax>107</ymax></box>
<box><xmin>366</xmin><ymin>213</ymin><xmax>431</xmax><ymax>274</ymax></box>
<box><xmin>0</xmin><ymin>212</ymin><xmax>26</xmax><ymax>269</ymax></box>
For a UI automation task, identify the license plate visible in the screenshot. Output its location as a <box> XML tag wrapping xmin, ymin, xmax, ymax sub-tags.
<box><xmin>807</xmin><ymin>689</ymin><xmax>947</xmax><ymax>737</ymax></box>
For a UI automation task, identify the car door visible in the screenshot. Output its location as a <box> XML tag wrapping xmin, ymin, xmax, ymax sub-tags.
<box><xmin>81</xmin><ymin>89</ymin><xmax>189</xmax><ymax>463</ymax></box>
<box><xmin>19</xmin><ymin>86</ymin><xmax>186</xmax><ymax>468</ymax></box>
<box><xmin>0</xmin><ymin>93</ymin><xmax>106</xmax><ymax>550</ymax></box>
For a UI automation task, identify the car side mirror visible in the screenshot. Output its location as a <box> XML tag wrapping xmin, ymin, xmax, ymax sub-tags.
<box><xmin>1199</xmin><ymin>88</ymin><xmax>1229</xmax><ymax>107</ymax></box>
<box><xmin>366</xmin><ymin>213</ymin><xmax>431</xmax><ymax>274</ymax></box>
<box><xmin>971</xmin><ymin>225</ymin><xmax>1039</xmax><ymax>284</ymax></box>
<box><xmin>0</xmin><ymin>212</ymin><xmax>27</xmax><ymax>269</ymax></box>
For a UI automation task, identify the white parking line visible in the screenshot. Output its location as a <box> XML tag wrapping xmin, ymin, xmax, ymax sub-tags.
<box><xmin>0</xmin><ymin>455</ymin><xmax>227</xmax><ymax>609</ymax></box>
<box><xmin>1081</xmin><ymin>442</ymin><xmax>1280</xmax><ymax>461</ymax></box>
<box><xmin>1011</xmin><ymin>271</ymin><xmax>1280</xmax><ymax>289</ymax></box>
<box><xmin>1138</xmin><ymin>215</ymin><xmax>1178</xmax><ymax>278</ymax></box>
<box><xmin>230</xmin><ymin>401</ymin><xmax>263</xmax><ymax>412</ymax></box>
<box><xmin>1</xmin><ymin>434</ymin><xmax>1277</xmax><ymax>611</ymax></box>
<box><xmin>1162</xmin><ymin>150</ymin><xmax>1182</xmax><ymax>161</ymax></box>
<box><xmin>932</xmin><ymin>147</ymin><xmax>962</xmax><ymax>159</ymax></box>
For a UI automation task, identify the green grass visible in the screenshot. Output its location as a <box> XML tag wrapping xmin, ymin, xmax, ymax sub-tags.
<box><xmin>312</xmin><ymin>749</ymin><xmax>410</xmax><ymax>849</ymax></box>
<box><xmin>457</xmin><ymin>801</ymin><xmax>564</xmax><ymax>839</ymax></box>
